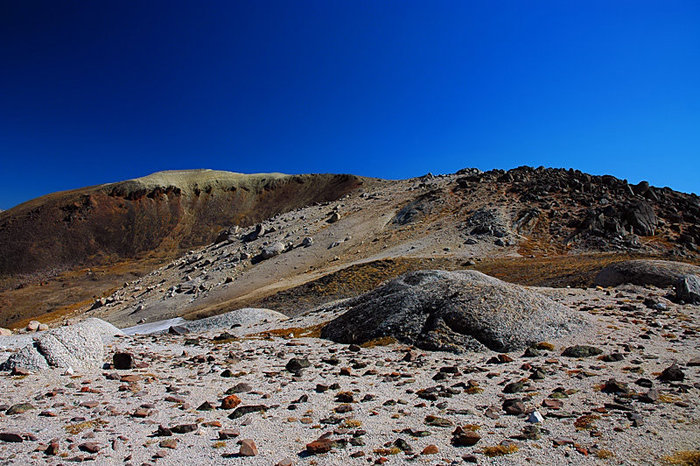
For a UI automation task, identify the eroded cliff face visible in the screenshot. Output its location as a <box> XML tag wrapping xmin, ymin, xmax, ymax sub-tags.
<box><xmin>0</xmin><ymin>170</ymin><xmax>364</xmax><ymax>279</ymax></box>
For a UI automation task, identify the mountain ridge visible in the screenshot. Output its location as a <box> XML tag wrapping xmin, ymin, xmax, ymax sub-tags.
<box><xmin>1</xmin><ymin>165</ymin><xmax>699</xmax><ymax>328</ymax></box>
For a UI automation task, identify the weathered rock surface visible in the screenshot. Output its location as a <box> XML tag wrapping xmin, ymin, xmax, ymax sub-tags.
<box><xmin>676</xmin><ymin>274</ymin><xmax>700</xmax><ymax>304</ymax></box>
<box><xmin>0</xmin><ymin>319</ymin><xmax>120</xmax><ymax>372</ymax></box>
<box><xmin>594</xmin><ymin>260</ymin><xmax>700</xmax><ymax>288</ymax></box>
<box><xmin>178</xmin><ymin>308</ymin><xmax>287</xmax><ymax>333</ymax></box>
<box><xmin>320</xmin><ymin>270</ymin><xmax>586</xmax><ymax>352</ymax></box>
<box><xmin>260</xmin><ymin>242</ymin><xmax>286</xmax><ymax>260</ymax></box>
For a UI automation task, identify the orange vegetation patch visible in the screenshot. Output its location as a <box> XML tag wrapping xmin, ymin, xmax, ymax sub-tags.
<box><xmin>360</xmin><ymin>336</ymin><xmax>399</xmax><ymax>348</ymax></box>
<box><xmin>221</xmin><ymin>253</ymin><xmax>699</xmax><ymax>318</ymax></box>
<box><xmin>663</xmin><ymin>450</ymin><xmax>700</xmax><ymax>466</ymax></box>
<box><xmin>253</xmin><ymin>323</ymin><xmax>325</xmax><ymax>339</ymax></box>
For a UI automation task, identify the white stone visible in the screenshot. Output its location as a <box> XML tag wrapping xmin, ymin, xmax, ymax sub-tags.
<box><xmin>526</xmin><ymin>410</ymin><xmax>544</xmax><ymax>423</ymax></box>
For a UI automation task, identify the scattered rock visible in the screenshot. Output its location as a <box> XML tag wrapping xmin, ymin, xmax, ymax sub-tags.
<box><xmin>658</xmin><ymin>364</ymin><xmax>685</xmax><ymax>382</ymax></box>
<box><xmin>502</xmin><ymin>399</ymin><xmax>526</xmax><ymax>415</ymax></box>
<box><xmin>229</xmin><ymin>405</ymin><xmax>266</xmax><ymax>420</ymax></box>
<box><xmin>227</xmin><ymin>382</ymin><xmax>252</xmax><ymax>394</ymax></box>
<box><xmin>45</xmin><ymin>439</ymin><xmax>60</xmax><ymax>455</ymax></box>
<box><xmin>306</xmin><ymin>438</ymin><xmax>333</xmax><ymax>454</ymax></box>
<box><xmin>239</xmin><ymin>439</ymin><xmax>258</xmax><ymax>456</ymax></box>
<box><xmin>261</xmin><ymin>242</ymin><xmax>286</xmax><ymax>260</ymax></box>
<box><xmin>78</xmin><ymin>442</ymin><xmax>101</xmax><ymax>454</ymax></box>
<box><xmin>0</xmin><ymin>432</ymin><xmax>23</xmax><ymax>443</ymax></box>
<box><xmin>425</xmin><ymin>415</ymin><xmax>453</xmax><ymax>427</ymax></box>
<box><xmin>221</xmin><ymin>395</ymin><xmax>242</xmax><ymax>410</ymax></box>
<box><xmin>676</xmin><ymin>275</ymin><xmax>700</xmax><ymax>304</ymax></box>
<box><xmin>451</xmin><ymin>427</ymin><xmax>481</xmax><ymax>446</ymax></box>
<box><xmin>113</xmin><ymin>352</ymin><xmax>134</xmax><ymax>370</ymax></box>
<box><xmin>6</xmin><ymin>403</ymin><xmax>34</xmax><ymax>415</ymax></box>
<box><xmin>160</xmin><ymin>439</ymin><xmax>178</xmax><ymax>449</ymax></box>
<box><xmin>561</xmin><ymin>345</ymin><xmax>603</xmax><ymax>358</ymax></box>
<box><xmin>602</xmin><ymin>379</ymin><xmax>630</xmax><ymax>394</ymax></box>
<box><xmin>26</xmin><ymin>321</ymin><xmax>41</xmax><ymax>332</ymax></box>
<box><xmin>422</xmin><ymin>444</ymin><xmax>439</xmax><ymax>455</ymax></box>
<box><xmin>285</xmin><ymin>357</ymin><xmax>311</xmax><ymax>373</ymax></box>
<box><xmin>171</xmin><ymin>423</ymin><xmax>198</xmax><ymax>434</ymax></box>
<box><xmin>219</xmin><ymin>430</ymin><xmax>240</xmax><ymax>440</ymax></box>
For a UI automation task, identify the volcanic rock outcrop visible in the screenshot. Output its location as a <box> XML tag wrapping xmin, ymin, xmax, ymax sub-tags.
<box><xmin>320</xmin><ymin>270</ymin><xmax>586</xmax><ymax>352</ymax></box>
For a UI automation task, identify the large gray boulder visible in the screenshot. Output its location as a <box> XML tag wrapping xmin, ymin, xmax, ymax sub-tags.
<box><xmin>676</xmin><ymin>275</ymin><xmax>700</xmax><ymax>304</ymax></box>
<box><xmin>320</xmin><ymin>270</ymin><xmax>586</xmax><ymax>353</ymax></box>
<box><xmin>0</xmin><ymin>318</ymin><xmax>122</xmax><ymax>373</ymax></box>
<box><xmin>594</xmin><ymin>260</ymin><xmax>700</xmax><ymax>288</ymax></box>
<box><xmin>261</xmin><ymin>242</ymin><xmax>286</xmax><ymax>259</ymax></box>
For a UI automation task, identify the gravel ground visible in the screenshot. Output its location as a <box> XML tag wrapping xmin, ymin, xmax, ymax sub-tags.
<box><xmin>0</xmin><ymin>284</ymin><xmax>698</xmax><ymax>465</ymax></box>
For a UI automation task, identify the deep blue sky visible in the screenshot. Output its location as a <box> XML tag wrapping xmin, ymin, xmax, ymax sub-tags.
<box><xmin>1</xmin><ymin>1</ymin><xmax>699</xmax><ymax>209</ymax></box>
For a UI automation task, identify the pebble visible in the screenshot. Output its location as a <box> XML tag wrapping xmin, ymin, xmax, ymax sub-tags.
<box><xmin>659</xmin><ymin>364</ymin><xmax>685</xmax><ymax>382</ymax></box>
<box><xmin>78</xmin><ymin>442</ymin><xmax>101</xmax><ymax>454</ymax></box>
<box><xmin>221</xmin><ymin>394</ymin><xmax>242</xmax><ymax>409</ymax></box>
<box><xmin>113</xmin><ymin>352</ymin><xmax>134</xmax><ymax>370</ymax></box>
<box><xmin>0</xmin><ymin>432</ymin><xmax>23</xmax><ymax>443</ymax></box>
<box><xmin>561</xmin><ymin>345</ymin><xmax>603</xmax><ymax>357</ymax></box>
<box><xmin>239</xmin><ymin>439</ymin><xmax>258</xmax><ymax>456</ymax></box>
<box><xmin>451</xmin><ymin>427</ymin><xmax>481</xmax><ymax>446</ymax></box>
<box><xmin>422</xmin><ymin>444</ymin><xmax>439</xmax><ymax>454</ymax></box>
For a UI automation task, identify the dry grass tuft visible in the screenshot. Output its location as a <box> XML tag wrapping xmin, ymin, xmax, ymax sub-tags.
<box><xmin>663</xmin><ymin>451</ymin><xmax>700</xmax><ymax>466</ymax></box>
<box><xmin>256</xmin><ymin>324</ymin><xmax>324</xmax><ymax>339</ymax></box>
<box><xmin>482</xmin><ymin>444</ymin><xmax>519</xmax><ymax>457</ymax></box>
<box><xmin>361</xmin><ymin>336</ymin><xmax>398</xmax><ymax>348</ymax></box>
<box><xmin>64</xmin><ymin>418</ymin><xmax>108</xmax><ymax>434</ymax></box>
<box><xmin>574</xmin><ymin>414</ymin><xmax>600</xmax><ymax>430</ymax></box>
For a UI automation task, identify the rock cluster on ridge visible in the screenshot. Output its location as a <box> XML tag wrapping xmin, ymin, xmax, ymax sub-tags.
<box><xmin>320</xmin><ymin>270</ymin><xmax>587</xmax><ymax>352</ymax></box>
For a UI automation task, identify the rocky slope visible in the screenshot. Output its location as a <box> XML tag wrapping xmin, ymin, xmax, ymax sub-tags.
<box><xmin>0</xmin><ymin>170</ymin><xmax>364</xmax><ymax>326</ymax></box>
<box><xmin>1</xmin><ymin>166</ymin><xmax>699</xmax><ymax>328</ymax></box>
<box><xmin>70</xmin><ymin>166</ymin><xmax>699</xmax><ymax>330</ymax></box>
<box><xmin>0</xmin><ymin>170</ymin><xmax>364</xmax><ymax>279</ymax></box>
<box><xmin>0</xmin><ymin>166</ymin><xmax>699</xmax><ymax>465</ymax></box>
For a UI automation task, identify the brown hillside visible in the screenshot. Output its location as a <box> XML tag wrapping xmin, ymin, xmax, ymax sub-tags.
<box><xmin>0</xmin><ymin>170</ymin><xmax>364</xmax><ymax>281</ymax></box>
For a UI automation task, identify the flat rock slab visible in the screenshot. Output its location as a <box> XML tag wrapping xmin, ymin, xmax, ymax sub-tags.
<box><xmin>320</xmin><ymin>270</ymin><xmax>587</xmax><ymax>353</ymax></box>
<box><xmin>179</xmin><ymin>308</ymin><xmax>287</xmax><ymax>334</ymax></box>
<box><xmin>594</xmin><ymin>260</ymin><xmax>700</xmax><ymax>288</ymax></box>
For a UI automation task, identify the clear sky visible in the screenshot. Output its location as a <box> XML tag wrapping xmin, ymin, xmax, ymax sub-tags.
<box><xmin>1</xmin><ymin>1</ymin><xmax>699</xmax><ymax>209</ymax></box>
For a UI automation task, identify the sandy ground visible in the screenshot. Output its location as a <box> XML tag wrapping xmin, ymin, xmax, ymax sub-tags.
<box><xmin>1</xmin><ymin>282</ymin><xmax>698</xmax><ymax>465</ymax></box>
